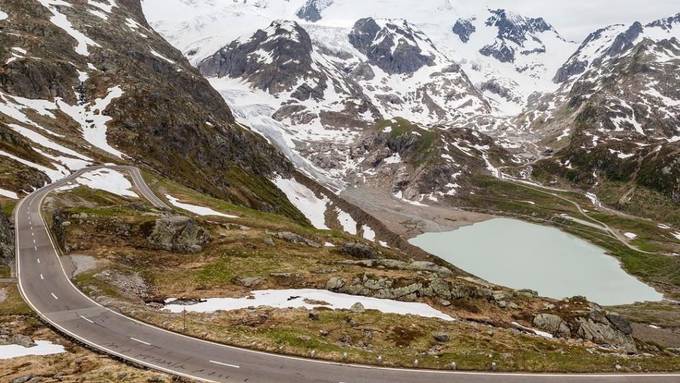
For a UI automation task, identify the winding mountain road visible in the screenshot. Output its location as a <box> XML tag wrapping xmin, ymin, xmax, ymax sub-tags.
<box><xmin>14</xmin><ymin>166</ymin><xmax>680</xmax><ymax>382</ymax></box>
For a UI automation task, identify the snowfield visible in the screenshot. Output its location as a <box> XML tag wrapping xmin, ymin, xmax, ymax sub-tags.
<box><xmin>0</xmin><ymin>188</ymin><xmax>18</xmax><ymax>199</ymax></box>
<box><xmin>274</xmin><ymin>176</ymin><xmax>329</xmax><ymax>229</ymax></box>
<box><xmin>0</xmin><ymin>340</ymin><xmax>65</xmax><ymax>360</ymax></box>
<box><xmin>75</xmin><ymin>168</ymin><xmax>138</xmax><ymax>198</ymax></box>
<box><xmin>165</xmin><ymin>194</ymin><xmax>238</xmax><ymax>218</ymax></box>
<box><xmin>58</xmin><ymin>85</ymin><xmax>126</xmax><ymax>158</ymax></box>
<box><xmin>164</xmin><ymin>289</ymin><xmax>454</xmax><ymax>321</ymax></box>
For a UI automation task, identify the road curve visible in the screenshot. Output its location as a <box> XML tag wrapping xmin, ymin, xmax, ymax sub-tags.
<box><xmin>14</xmin><ymin>166</ymin><xmax>680</xmax><ymax>383</ymax></box>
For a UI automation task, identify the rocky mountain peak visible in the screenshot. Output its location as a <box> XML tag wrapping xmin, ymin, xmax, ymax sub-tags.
<box><xmin>296</xmin><ymin>0</ymin><xmax>333</xmax><ymax>22</ymax></box>
<box><xmin>646</xmin><ymin>12</ymin><xmax>680</xmax><ymax>31</ymax></box>
<box><xmin>198</xmin><ymin>20</ymin><xmax>317</xmax><ymax>94</ymax></box>
<box><xmin>485</xmin><ymin>9</ymin><xmax>553</xmax><ymax>46</ymax></box>
<box><xmin>605</xmin><ymin>21</ymin><xmax>643</xmax><ymax>58</ymax></box>
<box><xmin>348</xmin><ymin>17</ymin><xmax>437</xmax><ymax>74</ymax></box>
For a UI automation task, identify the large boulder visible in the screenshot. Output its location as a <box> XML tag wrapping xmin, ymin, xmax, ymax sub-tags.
<box><xmin>340</xmin><ymin>242</ymin><xmax>378</xmax><ymax>259</ymax></box>
<box><xmin>0</xmin><ymin>212</ymin><xmax>14</xmax><ymax>270</ymax></box>
<box><xmin>533</xmin><ymin>313</ymin><xmax>571</xmax><ymax>338</ymax></box>
<box><xmin>576</xmin><ymin>318</ymin><xmax>637</xmax><ymax>353</ymax></box>
<box><xmin>147</xmin><ymin>216</ymin><xmax>210</xmax><ymax>253</ymax></box>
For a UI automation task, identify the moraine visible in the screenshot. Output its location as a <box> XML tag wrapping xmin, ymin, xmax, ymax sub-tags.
<box><xmin>409</xmin><ymin>218</ymin><xmax>663</xmax><ymax>306</ymax></box>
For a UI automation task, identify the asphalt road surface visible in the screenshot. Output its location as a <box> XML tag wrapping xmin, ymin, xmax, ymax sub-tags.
<box><xmin>14</xmin><ymin>166</ymin><xmax>680</xmax><ymax>382</ymax></box>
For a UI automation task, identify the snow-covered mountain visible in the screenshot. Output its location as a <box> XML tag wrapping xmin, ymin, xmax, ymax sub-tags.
<box><xmin>142</xmin><ymin>0</ymin><xmax>680</xmax><ymax>207</ymax></box>
<box><xmin>143</xmin><ymin>0</ymin><xmax>575</xmax><ymax>116</ymax></box>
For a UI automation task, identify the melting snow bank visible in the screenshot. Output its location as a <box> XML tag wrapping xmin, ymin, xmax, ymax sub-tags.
<box><xmin>0</xmin><ymin>9</ymin><xmax>8</xmax><ymax>21</ymax></box>
<box><xmin>71</xmin><ymin>169</ymin><xmax>138</xmax><ymax>198</ymax></box>
<box><xmin>0</xmin><ymin>340</ymin><xmax>65</xmax><ymax>359</ymax></box>
<box><xmin>165</xmin><ymin>194</ymin><xmax>237</xmax><ymax>218</ymax></box>
<box><xmin>274</xmin><ymin>176</ymin><xmax>329</xmax><ymax>230</ymax></box>
<box><xmin>164</xmin><ymin>289</ymin><xmax>454</xmax><ymax>321</ymax></box>
<box><xmin>0</xmin><ymin>188</ymin><xmax>18</xmax><ymax>199</ymax></box>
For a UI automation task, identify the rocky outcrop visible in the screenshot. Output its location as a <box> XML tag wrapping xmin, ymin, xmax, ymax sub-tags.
<box><xmin>452</xmin><ymin>19</ymin><xmax>476</xmax><ymax>43</ymax></box>
<box><xmin>478</xmin><ymin>9</ymin><xmax>553</xmax><ymax>63</ymax></box>
<box><xmin>272</xmin><ymin>231</ymin><xmax>321</xmax><ymax>247</ymax></box>
<box><xmin>95</xmin><ymin>270</ymin><xmax>151</xmax><ymax>300</ymax></box>
<box><xmin>147</xmin><ymin>216</ymin><xmax>210</xmax><ymax>253</ymax></box>
<box><xmin>341</xmin><ymin>259</ymin><xmax>453</xmax><ymax>276</ymax></box>
<box><xmin>199</xmin><ymin>20</ymin><xmax>318</xmax><ymax>95</ymax></box>
<box><xmin>326</xmin><ymin>273</ymin><xmax>491</xmax><ymax>303</ymax></box>
<box><xmin>533</xmin><ymin>313</ymin><xmax>571</xmax><ymax>338</ymax></box>
<box><xmin>339</xmin><ymin>242</ymin><xmax>378</xmax><ymax>259</ymax></box>
<box><xmin>533</xmin><ymin>304</ymin><xmax>637</xmax><ymax>353</ymax></box>
<box><xmin>0</xmin><ymin>212</ymin><xmax>14</xmax><ymax>270</ymax></box>
<box><xmin>349</xmin><ymin>18</ymin><xmax>435</xmax><ymax>74</ymax></box>
<box><xmin>296</xmin><ymin>0</ymin><xmax>332</xmax><ymax>22</ymax></box>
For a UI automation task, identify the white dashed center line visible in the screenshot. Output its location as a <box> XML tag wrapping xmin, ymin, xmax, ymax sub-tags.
<box><xmin>80</xmin><ymin>315</ymin><xmax>94</xmax><ymax>324</ymax></box>
<box><xmin>50</xmin><ymin>292</ymin><xmax>59</xmax><ymax>300</ymax></box>
<box><xmin>209</xmin><ymin>360</ymin><xmax>240</xmax><ymax>369</ymax></box>
<box><xmin>130</xmin><ymin>337</ymin><xmax>152</xmax><ymax>346</ymax></box>
<box><xmin>40</xmin><ymin>273</ymin><xmax>44</xmax><ymax>280</ymax></box>
<box><xmin>36</xmin><ymin>258</ymin><xmax>41</xmax><ymax>264</ymax></box>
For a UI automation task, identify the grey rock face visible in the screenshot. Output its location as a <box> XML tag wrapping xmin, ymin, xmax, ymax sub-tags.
<box><xmin>478</xmin><ymin>9</ymin><xmax>553</xmax><ymax>64</ymax></box>
<box><xmin>0</xmin><ymin>212</ymin><xmax>14</xmax><ymax>271</ymax></box>
<box><xmin>349</xmin><ymin>18</ymin><xmax>435</xmax><ymax>74</ymax></box>
<box><xmin>533</xmin><ymin>313</ymin><xmax>571</xmax><ymax>338</ymax></box>
<box><xmin>274</xmin><ymin>231</ymin><xmax>321</xmax><ymax>247</ymax></box>
<box><xmin>480</xmin><ymin>41</ymin><xmax>516</xmax><ymax>63</ymax></box>
<box><xmin>452</xmin><ymin>19</ymin><xmax>476</xmax><ymax>43</ymax></box>
<box><xmin>147</xmin><ymin>216</ymin><xmax>210</xmax><ymax>253</ymax></box>
<box><xmin>199</xmin><ymin>21</ymin><xmax>319</xmax><ymax>95</ymax></box>
<box><xmin>606</xmin><ymin>313</ymin><xmax>633</xmax><ymax>335</ymax></box>
<box><xmin>325</xmin><ymin>276</ymin><xmax>346</xmax><ymax>290</ymax></box>
<box><xmin>487</xmin><ymin>9</ymin><xmax>551</xmax><ymax>45</ymax></box>
<box><xmin>340</xmin><ymin>242</ymin><xmax>378</xmax><ymax>259</ymax></box>
<box><xmin>576</xmin><ymin>318</ymin><xmax>637</xmax><ymax>353</ymax></box>
<box><xmin>605</xmin><ymin>22</ymin><xmax>643</xmax><ymax>58</ymax></box>
<box><xmin>296</xmin><ymin>0</ymin><xmax>331</xmax><ymax>22</ymax></box>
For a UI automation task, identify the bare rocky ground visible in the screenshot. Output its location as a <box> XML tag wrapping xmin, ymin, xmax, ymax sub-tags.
<box><xmin>341</xmin><ymin>184</ymin><xmax>491</xmax><ymax>237</ymax></box>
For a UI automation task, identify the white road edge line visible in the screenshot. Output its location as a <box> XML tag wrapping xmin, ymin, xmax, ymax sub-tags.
<box><xmin>130</xmin><ymin>337</ymin><xmax>152</xmax><ymax>346</ymax></box>
<box><xmin>209</xmin><ymin>360</ymin><xmax>240</xmax><ymax>369</ymax></box>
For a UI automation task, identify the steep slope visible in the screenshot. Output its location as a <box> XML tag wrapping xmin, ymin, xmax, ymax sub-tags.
<box><xmin>197</xmin><ymin>17</ymin><xmax>490</xmax><ymax>186</ymax></box>
<box><xmin>0</xmin><ymin>0</ymin><xmax>303</xmax><ymax>219</ymax></box>
<box><xmin>448</xmin><ymin>8</ymin><xmax>577</xmax><ymax>115</ymax></box>
<box><xmin>518</xmin><ymin>15</ymin><xmax>680</xmax><ymax>217</ymax></box>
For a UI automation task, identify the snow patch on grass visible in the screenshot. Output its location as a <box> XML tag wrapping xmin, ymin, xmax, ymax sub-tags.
<box><xmin>0</xmin><ymin>340</ymin><xmax>65</xmax><ymax>359</ymax></box>
<box><xmin>624</xmin><ymin>232</ymin><xmax>637</xmax><ymax>240</ymax></box>
<box><xmin>0</xmin><ymin>149</ymin><xmax>67</xmax><ymax>182</ymax></box>
<box><xmin>165</xmin><ymin>194</ymin><xmax>238</xmax><ymax>218</ymax></box>
<box><xmin>164</xmin><ymin>289</ymin><xmax>454</xmax><ymax>321</ymax></box>
<box><xmin>76</xmin><ymin>168</ymin><xmax>138</xmax><ymax>198</ymax></box>
<box><xmin>274</xmin><ymin>176</ymin><xmax>329</xmax><ymax>229</ymax></box>
<box><xmin>0</xmin><ymin>9</ymin><xmax>8</xmax><ymax>21</ymax></box>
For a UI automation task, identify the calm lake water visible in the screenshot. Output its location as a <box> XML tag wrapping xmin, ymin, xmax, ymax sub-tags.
<box><xmin>409</xmin><ymin>218</ymin><xmax>663</xmax><ymax>305</ymax></box>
